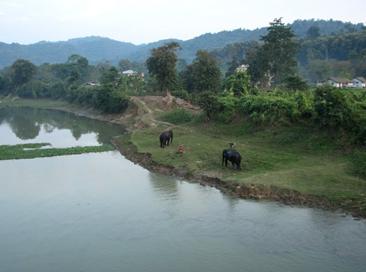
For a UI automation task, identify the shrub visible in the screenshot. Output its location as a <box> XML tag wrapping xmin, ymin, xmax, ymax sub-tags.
<box><xmin>284</xmin><ymin>75</ymin><xmax>308</xmax><ymax>91</ymax></box>
<box><xmin>237</xmin><ymin>94</ymin><xmax>298</xmax><ymax>124</ymax></box>
<box><xmin>216</xmin><ymin>94</ymin><xmax>238</xmax><ymax>122</ymax></box>
<box><xmin>197</xmin><ymin>91</ymin><xmax>221</xmax><ymax>120</ymax></box>
<box><xmin>171</xmin><ymin>89</ymin><xmax>192</xmax><ymax>101</ymax></box>
<box><xmin>349</xmin><ymin>151</ymin><xmax>366</xmax><ymax>179</ymax></box>
<box><xmin>161</xmin><ymin>109</ymin><xmax>193</xmax><ymax>124</ymax></box>
<box><xmin>294</xmin><ymin>91</ymin><xmax>314</xmax><ymax>118</ymax></box>
<box><xmin>314</xmin><ymin>86</ymin><xmax>355</xmax><ymax>129</ymax></box>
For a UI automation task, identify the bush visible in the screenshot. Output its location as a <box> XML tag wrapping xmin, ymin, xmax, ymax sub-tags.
<box><xmin>161</xmin><ymin>109</ymin><xmax>193</xmax><ymax>124</ymax></box>
<box><xmin>16</xmin><ymin>80</ymin><xmax>48</xmax><ymax>98</ymax></box>
<box><xmin>171</xmin><ymin>89</ymin><xmax>192</xmax><ymax>101</ymax></box>
<box><xmin>294</xmin><ymin>91</ymin><xmax>314</xmax><ymax>118</ymax></box>
<box><xmin>314</xmin><ymin>86</ymin><xmax>355</xmax><ymax>129</ymax></box>
<box><xmin>216</xmin><ymin>94</ymin><xmax>238</xmax><ymax>122</ymax></box>
<box><xmin>284</xmin><ymin>75</ymin><xmax>308</xmax><ymax>91</ymax></box>
<box><xmin>197</xmin><ymin>92</ymin><xmax>222</xmax><ymax>120</ymax></box>
<box><xmin>237</xmin><ymin>94</ymin><xmax>299</xmax><ymax>124</ymax></box>
<box><xmin>349</xmin><ymin>151</ymin><xmax>366</xmax><ymax>179</ymax></box>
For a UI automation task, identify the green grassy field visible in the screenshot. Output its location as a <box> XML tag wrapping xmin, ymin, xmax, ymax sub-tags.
<box><xmin>126</xmin><ymin>120</ymin><xmax>366</xmax><ymax>214</ymax></box>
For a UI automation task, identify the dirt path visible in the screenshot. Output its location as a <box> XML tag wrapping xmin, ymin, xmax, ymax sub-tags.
<box><xmin>130</xmin><ymin>96</ymin><xmax>174</xmax><ymax>128</ymax></box>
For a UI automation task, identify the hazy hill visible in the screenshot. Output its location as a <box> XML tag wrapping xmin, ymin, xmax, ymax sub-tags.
<box><xmin>0</xmin><ymin>19</ymin><xmax>364</xmax><ymax>68</ymax></box>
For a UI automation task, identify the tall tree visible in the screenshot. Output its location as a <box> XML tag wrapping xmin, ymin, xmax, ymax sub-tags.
<box><xmin>260</xmin><ymin>18</ymin><xmax>298</xmax><ymax>86</ymax></box>
<box><xmin>146</xmin><ymin>42</ymin><xmax>180</xmax><ymax>92</ymax></box>
<box><xmin>183</xmin><ymin>50</ymin><xmax>221</xmax><ymax>93</ymax></box>
<box><xmin>306</xmin><ymin>26</ymin><xmax>321</xmax><ymax>39</ymax></box>
<box><xmin>10</xmin><ymin>59</ymin><xmax>36</xmax><ymax>86</ymax></box>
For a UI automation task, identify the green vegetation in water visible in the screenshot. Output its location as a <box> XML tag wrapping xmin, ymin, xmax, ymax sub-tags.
<box><xmin>0</xmin><ymin>143</ymin><xmax>115</xmax><ymax>160</ymax></box>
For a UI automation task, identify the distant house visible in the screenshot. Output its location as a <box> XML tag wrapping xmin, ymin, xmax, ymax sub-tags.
<box><xmin>235</xmin><ymin>64</ymin><xmax>249</xmax><ymax>73</ymax></box>
<box><xmin>122</xmin><ymin>70</ymin><xmax>138</xmax><ymax>77</ymax></box>
<box><xmin>352</xmin><ymin>77</ymin><xmax>366</xmax><ymax>88</ymax></box>
<box><xmin>327</xmin><ymin>77</ymin><xmax>352</xmax><ymax>88</ymax></box>
<box><xmin>86</xmin><ymin>81</ymin><xmax>100</xmax><ymax>86</ymax></box>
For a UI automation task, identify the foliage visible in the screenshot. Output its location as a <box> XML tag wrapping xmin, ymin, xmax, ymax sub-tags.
<box><xmin>237</xmin><ymin>94</ymin><xmax>299</xmax><ymax>124</ymax></box>
<box><xmin>161</xmin><ymin>109</ymin><xmax>194</xmax><ymax>124</ymax></box>
<box><xmin>314</xmin><ymin>85</ymin><xmax>355</xmax><ymax>129</ymax></box>
<box><xmin>10</xmin><ymin>59</ymin><xmax>37</xmax><ymax>87</ymax></box>
<box><xmin>0</xmin><ymin>143</ymin><xmax>114</xmax><ymax>160</ymax></box>
<box><xmin>306</xmin><ymin>26</ymin><xmax>320</xmax><ymax>39</ymax></box>
<box><xmin>225</xmin><ymin>69</ymin><xmax>251</xmax><ymax>96</ymax></box>
<box><xmin>146</xmin><ymin>42</ymin><xmax>180</xmax><ymax>92</ymax></box>
<box><xmin>284</xmin><ymin>75</ymin><xmax>308</xmax><ymax>91</ymax></box>
<box><xmin>259</xmin><ymin>18</ymin><xmax>298</xmax><ymax>86</ymax></box>
<box><xmin>171</xmin><ymin>89</ymin><xmax>192</xmax><ymax>101</ymax></box>
<box><xmin>182</xmin><ymin>50</ymin><xmax>221</xmax><ymax>93</ymax></box>
<box><xmin>348</xmin><ymin>151</ymin><xmax>366</xmax><ymax>179</ymax></box>
<box><xmin>197</xmin><ymin>91</ymin><xmax>221</xmax><ymax>120</ymax></box>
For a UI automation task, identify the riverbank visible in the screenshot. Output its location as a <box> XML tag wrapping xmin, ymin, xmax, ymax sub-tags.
<box><xmin>113</xmin><ymin>125</ymin><xmax>366</xmax><ymax>218</ymax></box>
<box><xmin>1</xmin><ymin>96</ymin><xmax>365</xmax><ymax>218</ymax></box>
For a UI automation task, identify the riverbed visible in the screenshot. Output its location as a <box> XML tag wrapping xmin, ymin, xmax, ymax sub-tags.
<box><xmin>1</xmin><ymin>107</ymin><xmax>365</xmax><ymax>272</ymax></box>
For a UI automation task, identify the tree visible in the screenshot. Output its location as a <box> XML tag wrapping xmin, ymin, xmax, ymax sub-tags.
<box><xmin>146</xmin><ymin>42</ymin><xmax>180</xmax><ymax>92</ymax></box>
<box><xmin>260</xmin><ymin>18</ymin><xmax>298</xmax><ymax>86</ymax></box>
<box><xmin>67</xmin><ymin>54</ymin><xmax>89</xmax><ymax>79</ymax></box>
<box><xmin>100</xmin><ymin>67</ymin><xmax>119</xmax><ymax>86</ymax></box>
<box><xmin>183</xmin><ymin>50</ymin><xmax>221</xmax><ymax>93</ymax></box>
<box><xmin>118</xmin><ymin>59</ymin><xmax>133</xmax><ymax>71</ymax></box>
<box><xmin>284</xmin><ymin>75</ymin><xmax>308</xmax><ymax>91</ymax></box>
<box><xmin>10</xmin><ymin>59</ymin><xmax>36</xmax><ymax>86</ymax></box>
<box><xmin>306</xmin><ymin>26</ymin><xmax>321</xmax><ymax>39</ymax></box>
<box><xmin>225</xmin><ymin>65</ymin><xmax>251</xmax><ymax>96</ymax></box>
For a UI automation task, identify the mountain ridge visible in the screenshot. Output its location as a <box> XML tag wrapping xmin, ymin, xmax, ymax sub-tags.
<box><xmin>0</xmin><ymin>19</ymin><xmax>364</xmax><ymax>68</ymax></box>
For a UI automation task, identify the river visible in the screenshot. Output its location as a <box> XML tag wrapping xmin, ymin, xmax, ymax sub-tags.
<box><xmin>0</xmin><ymin>107</ymin><xmax>365</xmax><ymax>272</ymax></box>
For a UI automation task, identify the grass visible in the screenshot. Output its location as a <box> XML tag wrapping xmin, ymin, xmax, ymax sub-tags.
<box><xmin>0</xmin><ymin>96</ymin><xmax>70</xmax><ymax>110</ymax></box>
<box><xmin>123</xmin><ymin>121</ymin><xmax>366</xmax><ymax>214</ymax></box>
<box><xmin>160</xmin><ymin>109</ymin><xmax>194</xmax><ymax>124</ymax></box>
<box><xmin>0</xmin><ymin>143</ymin><xmax>115</xmax><ymax>160</ymax></box>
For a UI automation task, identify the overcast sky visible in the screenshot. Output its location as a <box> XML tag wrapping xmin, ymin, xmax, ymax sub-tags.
<box><xmin>0</xmin><ymin>0</ymin><xmax>365</xmax><ymax>45</ymax></box>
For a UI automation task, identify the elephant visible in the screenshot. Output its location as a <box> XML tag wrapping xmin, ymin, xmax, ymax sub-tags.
<box><xmin>159</xmin><ymin>130</ymin><xmax>173</xmax><ymax>148</ymax></box>
<box><xmin>222</xmin><ymin>149</ymin><xmax>241</xmax><ymax>170</ymax></box>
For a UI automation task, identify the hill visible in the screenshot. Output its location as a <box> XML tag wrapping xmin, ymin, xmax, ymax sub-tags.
<box><xmin>0</xmin><ymin>19</ymin><xmax>364</xmax><ymax>68</ymax></box>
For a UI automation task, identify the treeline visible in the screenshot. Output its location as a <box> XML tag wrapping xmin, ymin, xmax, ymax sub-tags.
<box><xmin>211</xmin><ymin>27</ymin><xmax>366</xmax><ymax>83</ymax></box>
<box><xmin>0</xmin><ymin>55</ymin><xmax>145</xmax><ymax>113</ymax></box>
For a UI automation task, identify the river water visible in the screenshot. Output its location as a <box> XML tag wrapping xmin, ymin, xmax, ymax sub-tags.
<box><xmin>0</xmin><ymin>107</ymin><xmax>365</xmax><ymax>272</ymax></box>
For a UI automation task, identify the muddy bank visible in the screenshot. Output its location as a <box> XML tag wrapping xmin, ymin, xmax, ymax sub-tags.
<box><xmin>112</xmin><ymin>135</ymin><xmax>365</xmax><ymax>219</ymax></box>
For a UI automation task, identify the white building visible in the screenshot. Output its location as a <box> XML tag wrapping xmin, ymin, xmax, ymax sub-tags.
<box><xmin>122</xmin><ymin>70</ymin><xmax>138</xmax><ymax>76</ymax></box>
<box><xmin>352</xmin><ymin>77</ymin><xmax>366</xmax><ymax>88</ymax></box>
<box><xmin>327</xmin><ymin>77</ymin><xmax>353</xmax><ymax>88</ymax></box>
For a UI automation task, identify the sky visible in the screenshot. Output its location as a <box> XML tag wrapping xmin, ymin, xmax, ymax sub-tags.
<box><xmin>0</xmin><ymin>0</ymin><xmax>365</xmax><ymax>45</ymax></box>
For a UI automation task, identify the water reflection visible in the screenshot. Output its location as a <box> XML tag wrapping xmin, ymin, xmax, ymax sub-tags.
<box><xmin>148</xmin><ymin>172</ymin><xmax>179</xmax><ymax>199</ymax></box>
<box><xmin>0</xmin><ymin>107</ymin><xmax>125</xmax><ymax>147</ymax></box>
